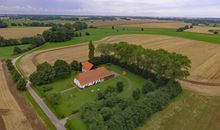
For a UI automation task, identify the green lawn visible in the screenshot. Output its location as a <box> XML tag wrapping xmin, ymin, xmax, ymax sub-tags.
<box><xmin>34</xmin><ymin>64</ymin><xmax>147</xmax><ymax>129</ymax></box>
<box><xmin>37</xmin><ymin>26</ymin><xmax>220</xmax><ymax>51</ymax></box>
<box><xmin>0</xmin><ymin>44</ymin><xmax>30</xmax><ymax>59</ymax></box>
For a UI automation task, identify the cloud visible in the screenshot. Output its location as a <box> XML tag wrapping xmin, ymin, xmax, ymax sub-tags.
<box><xmin>0</xmin><ymin>0</ymin><xmax>219</xmax><ymax>17</ymax></box>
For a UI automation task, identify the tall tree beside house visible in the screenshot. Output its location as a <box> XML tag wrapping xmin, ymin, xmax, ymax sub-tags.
<box><xmin>88</xmin><ymin>40</ymin><xmax>95</xmax><ymax>59</ymax></box>
<box><xmin>53</xmin><ymin>60</ymin><xmax>71</xmax><ymax>79</ymax></box>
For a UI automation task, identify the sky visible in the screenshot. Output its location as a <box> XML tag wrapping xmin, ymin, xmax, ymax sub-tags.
<box><xmin>0</xmin><ymin>0</ymin><xmax>220</xmax><ymax>18</ymax></box>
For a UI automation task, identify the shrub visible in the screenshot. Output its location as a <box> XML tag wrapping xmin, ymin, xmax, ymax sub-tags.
<box><xmin>132</xmin><ymin>88</ymin><xmax>141</xmax><ymax>100</ymax></box>
<box><xmin>116</xmin><ymin>81</ymin><xmax>124</xmax><ymax>93</ymax></box>
<box><xmin>16</xmin><ymin>78</ymin><xmax>27</xmax><ymax>91</ymax></box>
<box><xmin>142</xmin><ymin>80</ymin><xmax>156</xmax><ymax>94</ymax></box>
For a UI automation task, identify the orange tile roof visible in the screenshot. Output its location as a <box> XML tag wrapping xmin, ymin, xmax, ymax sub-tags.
<box><xmin>82</xmin><ymin>61</ymin><xmax>94</xmax><ymax>71</ymax></box>
<box><xmin>75</xmin><ymin>67</ymin><xmax>113</xmax><ymax>86</ymax></box>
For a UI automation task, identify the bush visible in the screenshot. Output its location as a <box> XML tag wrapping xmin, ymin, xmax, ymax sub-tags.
<box><xmin>85</xmin><ymin>32</ymin><xmax>90</xmax><ymax>36</ymax></box>
<box><xmin>132</xmin><ymin>88</ymin><xmax>141</xmax><ymax>100</ymax></box>
<box><xmin>13</xmin><ymin>47</ymin><xmax>23</xmax><ymax>55</ymax></box>
<box><xmin>142</xmin><ymin>80</ymin><xmax>156</xmax><ymax>94</ymax></box>
<box><xmin>16</xmin><ymin>78</ymin><xmax>27</xmax><ymax>91</ymax></box>
<box><xmin>12</xmin><ymin>69</ymin><xmax>21</xmax><ymax>82</ymax></box>
<box><xmin>116</xmin><ymin>81</ymin><xmax>124</xmax><ymax>93</ymax></box>
<box><xmin>70</xmin><ymin>60</ymin><xmax>81</xmax><ymax>71</ymax></box>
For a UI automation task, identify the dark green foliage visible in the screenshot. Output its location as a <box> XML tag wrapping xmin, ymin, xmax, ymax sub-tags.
<box><xmin>88</xmin><ymin>40</ymin><xmax>95</xmax><ymax>59</ymax></box>
<box><xmin>116</xmin><ymin>81</ymin><xmax>124</xmax><ymax>93</ymax></box>
<box><xmin>142</xmin><ymin>80</ymin><xmax>156</xmax><ymax>94</ymax></box>
<box><xmin>53</xmin><ymin>60</ymin><xmax>71</xmax><ymax>79</ymax></box>
<box><xmin>13</xmin><ymin>46</ymin><xmax>23</xmax><ymax>55</ymax></box>
<box><xmin>21</xmin><ymin>35</ymin><xmax>45</xmax><ymax>47</ymax></box>
<box><xmin>176</xmin><ymin>25</ymin><xmax>190</xmax><ymax>32</ymax></box>
<box><xmin>5</xmin><ymin>59</ymin><xmax>26</xmax><ymax>91</ymax></box>
<box><xmin>43</xmin><ymin>25</ymin><xmax>75</xmax><ymax>42</ymax></box>
<box><xmin>6</xmin><ymin>59</ymin><xmax>15</xmax><ymax>71</ymax></box>
<box><xmin>96</xmin><ymin>42</ymin><xmax>191</xmax><ymax>80</ymax></box>
<box><xmin>132</xmin><ymin>88</ymin><xmax>141</xmax><ymax>100</ymax></box>
<box><xmin>12</xmin><ymin>69</ymin><xmax>21</xmax><ymax>82</ymax></box>
<box><xmin>81</xmin><ymin>80</ymin><xmax>182</xmax><ymax>130</ymax></box>
<box><xmin>0</xmin><ymin>20</ymin><xmax>8</xmax><ymax>28</ymax></box>
<box><xmin>70</xmin><ymin>60</ymin><xmax>81</xmax><ymax>71</ymax></box>
<box><xmin>85</xmin><ymin>32</ymin><xmax>90</xmax><ymax>36</ymax></box>
<box><xmin>73</xmin><ymin>22</ymin><xmax>88</xmax><ymax>31</ymax></box>
<box><xmin>30</xmin><ymin>62</ymin><xmax>55</xmax><ymax>85</ymax></box>
<box><xmin>0</xmin><ymin>36</ymin><xmax>20</xmax><ymax>47</ymax></box>
<box><xmin>47</xmin><ymin>92</ymin><xmax>61</xmax><ymax>105</ymax></box>
<box><xmin>16</xmin><ymin>78</ymin><xmax>27</xmax><ymax>91</ymax></box>
<box><xmin>141</xmin><ymin>28</ymin><xmax>144</xmax><ymax>31</ymax></box>
<box><xmin>112</xmin><ymin>26</ymin><xmax>115</xmax><ymax>30</ymax></box>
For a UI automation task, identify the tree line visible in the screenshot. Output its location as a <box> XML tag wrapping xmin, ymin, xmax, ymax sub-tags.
<box><xmin>30</xmin><ymin>59</ymin><xmax>81</xmax><ymax>86</ymax></box>
<box><xmin>176</xmin><ymin>25</ymin><xmax>192</xmax><ymax>32</ymax></box>
<box><xmin>5</xmin><ymin>59</ymin><xmax>27</xmax><ymax>91</ymax></box>
<box><xmin>43</xmin><ymin>22</ymin><xmax>88</xmax><ymax>42</ymax></box>
<box><xmin>95</xmin><ymin>42</ymin><xmax>191</xmax><ymax>81</ymax></box>
<box><xmin>0</xmin><ymin>20</ymin><xmax>8</xmax><ymax>28</ymax></box>
<box><xmin>80</xmin><ymin>77</ymin><xmax>182</xmax><ymax>130</ymax></box>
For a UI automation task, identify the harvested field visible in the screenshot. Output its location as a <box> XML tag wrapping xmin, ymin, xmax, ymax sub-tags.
<box><xmin>18</xmin><ymin>34</ymin><xmax>220</xmax><ymax>95</ymax></box>
<box><xmin>186</xmin><ymin>26</ymin><xmax>220</xmax><ymax>34</ymax></box>
<box><xmin>88</xmin><ymin>19</ymin><xmax>189</xmax><ymax>28</ymax></box>
<box><xmin>0</xmin><ymin>27</ymin><xmax>50</xmax><ymax>39</ymax></box>
<box><xmin>121</xmin><ymin>21</ymin><xmax>191</xmax><ymax>29</ymax></box>
<box><xmin>0</xmin><ymin>61</ymin><xmax>32</xmax><ymax>130</ymax></box>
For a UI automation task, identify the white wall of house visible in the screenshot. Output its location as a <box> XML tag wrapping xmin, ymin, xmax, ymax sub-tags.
<box><xmin>74</xmin><ymin>78</ymin><xmax>105</xmax><ymax>89</ymax></box>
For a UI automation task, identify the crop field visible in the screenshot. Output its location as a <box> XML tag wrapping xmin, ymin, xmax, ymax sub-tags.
<box><xmin>138</xmin><ymin>90</ymin><xmax>220</xmax><ymax>130</ymax></box>
<box><xmin>88</xmin><ymin>19</ymin><xmax>190</xmax><ymax>28</ymax></box>
<box><xmin>18</xmin><ymin>34</ymin><xmax>220</xmax><ymax>95</ymax></box>
<box><xmin>0</xmin><ymin>27</ymin><xmax>50</xmax><ymax>39</ymax></box>
<box><xmin>0</xmin><ymin>61</ymin><xmax>32</xmax><ymax>130</ymax></box>
<box><xmin>120</xmin><ymin>21</ymin><xmax>191</xmax><ymax>29</ymax></box>
<box><xmin>186</xmin><ymin>26</ymin><xmax>220</xmax><ymax>34</ymax></box>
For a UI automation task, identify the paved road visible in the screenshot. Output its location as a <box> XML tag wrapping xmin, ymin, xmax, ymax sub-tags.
<box><xmin>13</xmin><ymin>56</ymin><xmax>67</xmax><ymax>130</ymax></box>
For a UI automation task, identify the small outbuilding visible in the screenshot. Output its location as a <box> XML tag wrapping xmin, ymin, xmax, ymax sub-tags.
<box><xmin>82</xmin><ymin>61</ymin><xmax>94</xmax><ymax>72</ymax></box>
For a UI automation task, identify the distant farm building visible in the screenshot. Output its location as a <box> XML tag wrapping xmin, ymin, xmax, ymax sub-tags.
<box><xmin>74</xmin><ymin>67</ymin><xmax>114</xmax><ymax>88</ymax></box>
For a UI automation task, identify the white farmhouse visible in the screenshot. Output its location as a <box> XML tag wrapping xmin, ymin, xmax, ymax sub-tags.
<box><xmin>74</xmin><ymin>67</ymin><xmax>114</xmax><ymax>88</ymax></box>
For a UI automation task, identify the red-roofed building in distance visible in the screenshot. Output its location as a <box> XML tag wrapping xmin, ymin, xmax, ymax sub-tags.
<box><xmin>74</xmin><ymin>67</ymin><xmax>114</xmax><ymax>88</ymax></box>
<box><xmin>82</xmin><ymin>61</ymin><xmax>94</xmax><ymax>72</ymax></box>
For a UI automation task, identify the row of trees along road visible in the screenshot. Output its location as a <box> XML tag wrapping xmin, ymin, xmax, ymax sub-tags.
<box><xmin>30</xmin><ymin>59</ymin><xmax>82</xmax><ymax>86</ymax></box>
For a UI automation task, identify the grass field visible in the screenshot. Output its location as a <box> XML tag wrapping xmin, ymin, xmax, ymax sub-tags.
<box><xmin>0</xmin><ymin>44</ymin><xmax>30</xmax><ymax>59</ymax></box>
<box><xmin>36</xmin><ymin>26</ymin><xmax>220</xmax><ymax>51</ymax></box>
<box><xmin>34</xmin><ymin>64</ymin><xmax>147</xmax><ymax>129</ymax></box>
<box><xmin>139</xmin><ymin>90</ymin><xmax>220</xmax><ymax>130</ymax></box>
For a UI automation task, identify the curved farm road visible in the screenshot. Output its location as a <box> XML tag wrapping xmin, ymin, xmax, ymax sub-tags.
<box><xmin>18</xmin><ymin>34</ymin><xmax>220</xmax><ymax>96</ymax></box>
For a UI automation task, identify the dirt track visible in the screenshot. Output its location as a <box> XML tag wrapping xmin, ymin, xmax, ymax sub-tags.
<box><xmin>0</xmin><ymin>61</ymin><xmax>32</xmax><ymax>130</ymax></box>
<box><xmin>18</xmin><ymin>34</ymin><xmax>220</xmax><ymax>96</ymax></box>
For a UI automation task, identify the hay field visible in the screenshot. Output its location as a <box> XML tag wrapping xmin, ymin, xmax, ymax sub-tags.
<box><xmin>0</xmin><ymin>27</ymin><xmax>50</xmax><ymax>39</ymax></box>
<box><xmin>18</xmin><ymin>34</ymin><xmax>220</xmax><ymax>95</ymax></box>
<box><xmin>186</xmin><ymin>26</ymin><xmax>220</xmax><ymax>34</ymax></box>
<box><xmin>0</xmin><ymin>61</ymin><xmax>32</xmax><ymax>130</ymax></box>
<box><xmin>121</xmin><ymin>21</ymin><xmax>190</xmax><ymax>29</ymax></box>
<box><xmin>88</xmin><ymin>19</ymin><xmax>189</xmax><ymax>28</ymax></box>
